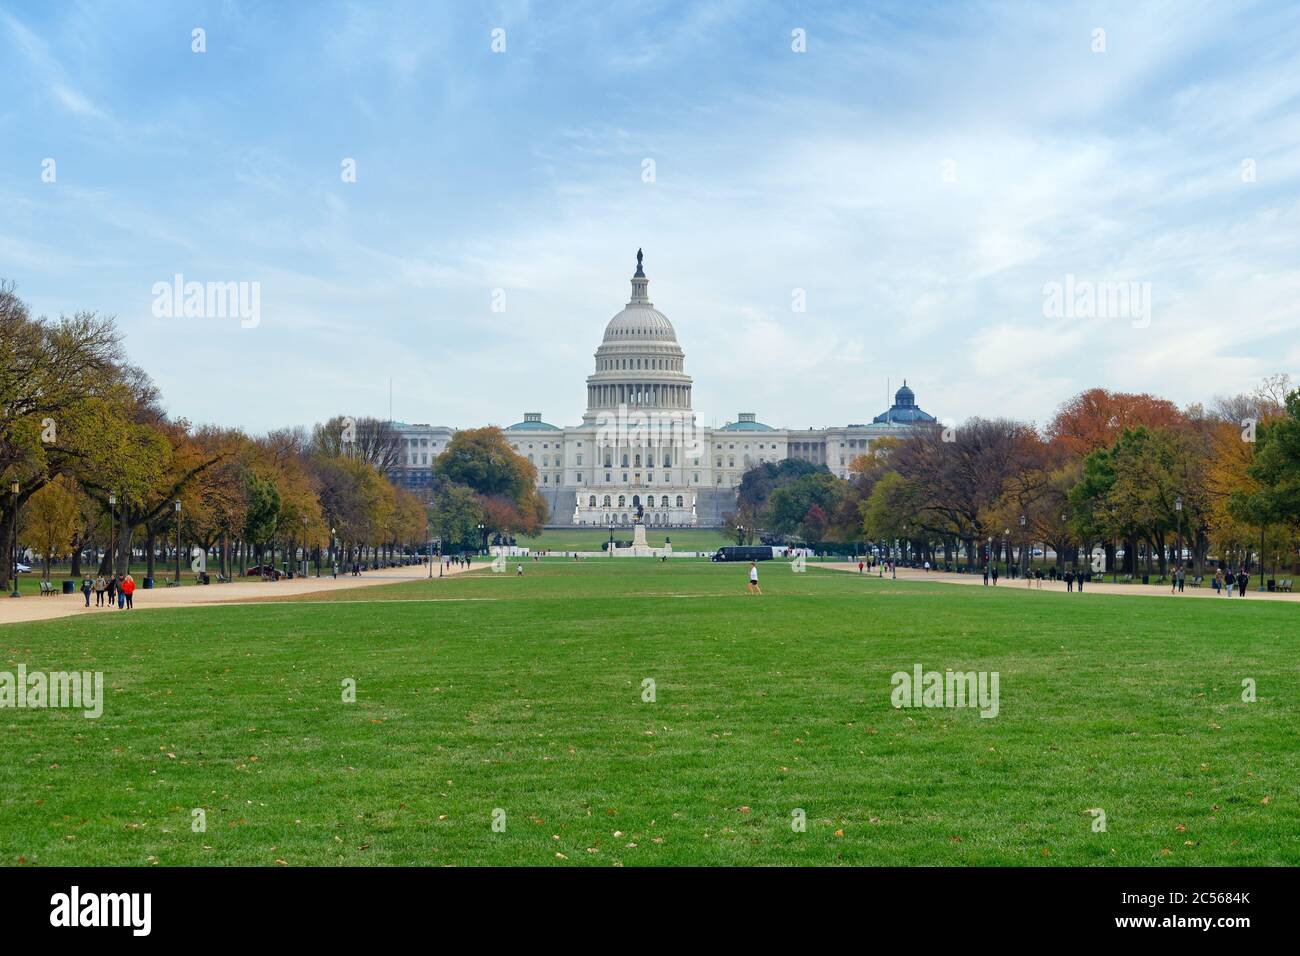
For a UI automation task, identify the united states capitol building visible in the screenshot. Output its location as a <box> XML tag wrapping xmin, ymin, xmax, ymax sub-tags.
<box><xmin>393</xmin><ymin>252</ymin><xmax>938</xmax><ymax>528</ymax></box>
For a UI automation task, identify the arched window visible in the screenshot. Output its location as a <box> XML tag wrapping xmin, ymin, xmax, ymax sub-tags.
<box><xmin>617</xmin><ymin>495</ymin><xmax>626</xmax><ymax>507</ymax></box>
<box><xmin>662</xmin><ymin>452</ymin><xmax>671</xmax><ymax>467</ymax></box>
<box><xmin>676</xmin><ymin>495</ymin><xmax>684</xmax><ymax>507</ymax></box>
<box><xmin>603</xmin><ymin>495</ymin><xmax>611</xmax><ymax>507</ymax></box>
<box><xmin>588</xmin><ymin>496</ymin><xmax>596</xmax><ymax>508</ymax></box>
<box><xmin>621</xmin><ymin>454</ymin><xmax>629</xmax><ymax>467</ymax></box>
<box><xmin>634</xmin><ymin>454</ymin><xmax>641</xmax><ymax>467</ymax></box>
<box><xmin>632</xmin><ymin>495</ymin><xmax>640</xmax><ymax>507</ymax></box>
<box><xmin>645</xmin><ymin>496</ymin><xmax>653</xmax><ymax>508</ymax></box>
<box><xmin>661</xmin><ymin>496</ymin><xmax>669</xmax><ymax>507</ymax></box>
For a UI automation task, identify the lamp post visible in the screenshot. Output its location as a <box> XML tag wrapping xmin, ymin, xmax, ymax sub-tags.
<box><xmin>1018</xmin><ymin>514</ymin><xmax>1027</xmax><ymax>578</ymax></box>
<box><xmin>736</xmin><ymin>524</ymin><xmax>744</xmax><ymax>546</ymax></box>
<box><xmin>108</xmin><ymin>492</ymin><xmax>117</xmax><ymax>579</ymax></box>
<box><xmin>477</xmin><ymin>523</ymin><xmax>486</xmax><ymax>556</ymax></box>
<box><xmin>331</xmin><ymin>526</ymin><xmax>337</xmax><ymax>578</ymax></box>
<box><xmin>1060</xmin><ymin>512</ymin><xmax>1068</xmax><ymax>574</ymax></box>
<box><xmin>608</xmin><ymin>524</ymin><xmax>615</xmax><ymax>556</ymax></box>
<box><xmin>1253</xmin><ymin>522</ymin><xmax>1263</xmax><ymax>590</ymax></box>
<box><xmin>1003</xmin><ymin>528</ymin><xmax>1010</xmax><ymax>577</ymax></box>
<box><xmin>1174</xmin><ymin>495</ymin><xmax>1183</xmax><ymax>579</ymax></box>
<box><xmin>301</xmin><ymin>515</ymin><xmax>308</xmax><ymax>578</ymax></box>
<box><xmin>174</xmin><ymin>500</ymin><xmax>182</xmax><ymax>585</ymax></box>
<box><xmin>9</xmin><ymin>480</ymin><xmax>20</xmax><ymax>598</ymax></box>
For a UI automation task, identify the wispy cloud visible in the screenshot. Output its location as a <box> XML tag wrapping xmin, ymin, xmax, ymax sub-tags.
<box><xmin>0</xmin><ymin>0</ymin><xmax>1297</xmax><ymax>433</ymax></box>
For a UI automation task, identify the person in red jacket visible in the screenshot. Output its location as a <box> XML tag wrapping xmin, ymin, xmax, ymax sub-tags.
<box><xmin>122</xmin><ymin>573</ymin><xmax>136</xmax><ymax>609</ymax></box>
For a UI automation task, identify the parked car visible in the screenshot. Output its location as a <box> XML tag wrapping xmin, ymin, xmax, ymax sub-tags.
<box><xmin>15</xmin><ymin>562</ymin><xmax>32</xmax><ymax>573</ymax></box>
<box><xmin>244</xmin><ymin>564</ymin><xmax>285</xmax><ymax>580</ymax></box>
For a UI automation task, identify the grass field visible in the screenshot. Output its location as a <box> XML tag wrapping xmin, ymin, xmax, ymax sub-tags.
<box><xmin>516</xmin><ymin>528</ymin><xmax>731</xmax><ymax>552</ymax></box>
<box><xmin>2</xmin><ymin>560</ymin><xmax>1297</xmax><ymax>866</ymax></box>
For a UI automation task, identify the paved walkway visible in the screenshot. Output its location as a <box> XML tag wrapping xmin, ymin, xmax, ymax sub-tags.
<box><xmin>818</xmin><ymin>563</ymin><xmax>1300</xmax><ymax>603</ymax></box>
<box><xmin>0</xmin><ymin>562</ymin><xmax>483</xmax><ymax>627</ymax></box>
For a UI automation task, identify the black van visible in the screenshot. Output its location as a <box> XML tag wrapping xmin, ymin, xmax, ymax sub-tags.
<box><xmin>712</xmin><ymin>546</ymin><xmax>774</xmax><ymax>562</ymax></box>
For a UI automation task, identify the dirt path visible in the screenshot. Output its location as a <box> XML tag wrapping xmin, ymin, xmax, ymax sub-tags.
<box><xmin>817</xmin><ymin>563</ymin><xmax>1300</xmax><ymax>603</ymax></box>
<box><xmin>0</xmin><ymin>561</ymin><xmax>484</xmax><ymax>627</ymax></box>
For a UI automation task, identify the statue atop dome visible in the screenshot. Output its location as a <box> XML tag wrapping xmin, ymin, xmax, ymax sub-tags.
<box><xmin>634</xmin><ymin>248</ymin><xmax>645</xmax><ymax>278</ymax></box>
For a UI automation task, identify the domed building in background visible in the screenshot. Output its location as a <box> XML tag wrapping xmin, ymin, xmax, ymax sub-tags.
<box><xmin>393</xmin><ymin>251</ymin><xmax>942</xmax><ymax>527</ymax></box>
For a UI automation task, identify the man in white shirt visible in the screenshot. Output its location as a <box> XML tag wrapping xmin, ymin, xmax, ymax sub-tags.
<box><xmin>747</xmin><ymin>561</ymin><xmax>762</xmax><ymax>595</ymax></box>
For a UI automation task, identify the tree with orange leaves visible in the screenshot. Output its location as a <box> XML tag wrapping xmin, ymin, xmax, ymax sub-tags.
<box><xmin>1047</xmin><ymin>388</ymin><xmax>1184</xmax><ymax>458</ymax></box>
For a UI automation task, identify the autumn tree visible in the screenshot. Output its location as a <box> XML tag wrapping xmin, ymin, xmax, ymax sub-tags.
<box><xmin>20</xmin><ymin>475</ymin><xmax>80</xmax><ymax>579</ymax></box>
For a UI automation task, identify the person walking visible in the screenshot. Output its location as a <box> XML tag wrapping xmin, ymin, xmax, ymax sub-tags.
<box><xmin>1213</xmin><ymin>568</ymin><xmax>1224</xmax><ymax>594</ymax></box>
<box><xmin>747</xmin><ymin>561</ymin><xmax>762</xmax><ymax>595</ymax></box>
<box><xmin>122</xmin><ymin>573</ymin><xmax>135</xmax><ymax>609</ymax></box>
<box><xmin>858</xmin><ymin>560</ymin><xmax>864</xmax><ymax>574</ymax></box>
<box><xmin>106</xmin><ymin>575</ymin><xmax>117</xmax><ymax>608</ymax></box>
<box><xmin>1177</xmin><ymin>566</ymin><xmax>1186</xmax><ymax>593</ymax></box>
<box><xmin>990</xmin><ymin>566</ymin><xmax>999</xmax><ymax>586</ymax></box>
<box><xmin>1225</xmin><ymin>567</ymin><xmax>1235</xmax><ymax>597</ymax></box>
<box><xmin>81</xmin><ymin>575</ymin><xmax>93</xmax><ymax>607</ymax></box>
<box><xmin>94</xmin><ymin>574</ymin><xmax>106</xmax><ymax>607</ymax></box>
<box><xmin>1064</xmin><ymin>568</ymin><xmax>1074</xmax><ymax>592</ymax></box>
<box><xmin>115</xmin><ymin>576</ymin><xmax>125</xmax><ymax>608</ymax></box>
<box><xmin>1237</xmin><ymin>567</ymin><xmax>1249</xmax><ymax>597</ymax></box>
<box><xmin>983</xmin><ymin>564</ymin><xmax>990</xmax><ymax>586</ymax></box>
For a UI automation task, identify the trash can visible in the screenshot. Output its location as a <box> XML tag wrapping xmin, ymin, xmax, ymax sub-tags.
<box><xmin>62</xmin><ymin>579</ymin><xmax>75</xmax><ymax>594</ymax></box>
<box><xmin>143</xmin><ymin>577</ymin><xmax>154</xmax><ymax>589</ymax></box>
<box><xmin>1141</xmin><ymin>574</ymin><xmax>1150</xmax><ymax>585</ymax></box>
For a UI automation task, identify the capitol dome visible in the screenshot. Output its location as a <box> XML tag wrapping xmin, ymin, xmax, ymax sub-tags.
<box><xmin>583</xmin><ymin>250</ymin><xmax>693</xmax><ymax>422</ymax></box>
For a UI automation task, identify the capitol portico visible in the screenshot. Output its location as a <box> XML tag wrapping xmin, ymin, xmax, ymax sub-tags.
<box><xmin>393</xmin><ymin>251</ymin><xmax>939</xmax><ymax>528</ymax></box>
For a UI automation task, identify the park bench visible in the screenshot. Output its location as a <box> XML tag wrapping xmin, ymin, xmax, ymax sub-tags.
<box><xmin>1191</xmin><ymin>576</ymin><xmax>1202</xmax><ymax>588</ymax></box>
<box><xmin>1278</xmin><ymin>579</ymin><xmax>1293</xmax><ymax>593</ymax></box>
<box><xmin>39</xmin><ymin>580</ymin><xmax>55</xmax><ymax>596</ymax></box>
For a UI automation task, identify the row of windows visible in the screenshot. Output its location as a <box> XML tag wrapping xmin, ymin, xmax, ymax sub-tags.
<box><xmin>598</xmin><ymin>357</ymin><xmax>681</xmax><ymax>371</ymax></box>
<box><xmin>584</xmin><ymin>494</ymin><xmax>686</xmax><ymax>508</ymax></box>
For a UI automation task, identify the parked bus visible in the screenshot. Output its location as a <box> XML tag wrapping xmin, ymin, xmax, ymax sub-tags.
<box><xmin>711</xmin><ymin>546</ymin><xmax>775</xmax><ymax>562</ymax></box>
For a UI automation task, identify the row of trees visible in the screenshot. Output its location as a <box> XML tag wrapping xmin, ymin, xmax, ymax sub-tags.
<box><xmin>732</xmin><ymin>379</ymin><xmax>1300</xmax><ymax>579</ymax></box>
<box><xmin>1</xmin><ymin>283</ymin><xmax>546</xmax><ymax>587</ymax></box>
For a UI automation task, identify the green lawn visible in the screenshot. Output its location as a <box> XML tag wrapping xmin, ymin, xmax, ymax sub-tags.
<box><xmin>2</xmin><ymin>560</ymin><xmax>1296</xmax><ymax>866</ymax></box>
<box><xmin>516</xmin><ymin>528</ymin><xmax>731</xmax><ymax>552</ymax></box>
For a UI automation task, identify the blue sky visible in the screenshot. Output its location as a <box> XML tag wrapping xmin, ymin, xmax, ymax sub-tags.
<box><xmin>2</xmin><ymin>0</ymin><xmax>1298</xmax><ymax>433</ymax></box>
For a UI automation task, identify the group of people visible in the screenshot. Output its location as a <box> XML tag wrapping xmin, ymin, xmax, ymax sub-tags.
<box><xmin>1211</xmin><ymin>566</ymin><xmax>1251</xmax><ymax>597</ymax></box>
<box><xmin>79</xmin><ymin>573</ymin><xmax>136</xmax><ymax>609</ymax></box>
<box><xmin>444</xmin><ymin>555</ymin><xmax>472</xmax><ymax>570</ymax></box>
